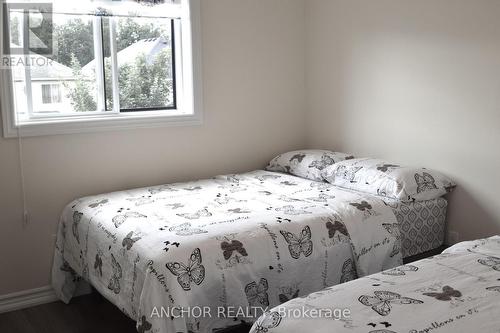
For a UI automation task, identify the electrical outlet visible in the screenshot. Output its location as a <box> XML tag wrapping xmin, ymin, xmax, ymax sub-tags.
<box><xmin>447</xmin><ymin>231</ymin><xmax>459</xmax><ymax>245</ymax></box>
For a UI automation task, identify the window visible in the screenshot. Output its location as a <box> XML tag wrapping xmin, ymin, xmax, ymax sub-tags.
<box><xmin>41</xmin><ymin>84</ymin><xmax>62</xmax><ymax>104</ymax></box>
<box><xmin>1</xmin><ymin>0</ymin><xmax>202</xmax><ymax>137</ymax></box>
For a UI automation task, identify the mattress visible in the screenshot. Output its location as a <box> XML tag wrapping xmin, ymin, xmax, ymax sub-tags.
<box><xmin>388</xmin><ymin>197</ymin><xmax>447</xmax><ymax>258</ymax></box>
<box><xmin>249</xmin><ymin>236</ymin><xmax>500</xmax><ymax>333</ymax></box>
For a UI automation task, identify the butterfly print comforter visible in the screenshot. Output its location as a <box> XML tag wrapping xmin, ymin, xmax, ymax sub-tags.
<box><xmin>250</xmin><ymin>236</ymin><xmax>500</xmax><ymax>333</ymax></box>
<box><xmin>52</xmin><ymin>170</ymin><xmax>402</xmax><ymax>332</ymax></box>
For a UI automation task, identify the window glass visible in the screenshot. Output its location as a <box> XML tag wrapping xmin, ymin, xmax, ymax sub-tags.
<box><xmin>105</xmin><ymin>17</ymin><xmax>175</xmax><ymax>111</ymax></box>
<box><xmin>10</xmin><ymin>13</ymin><xmax>99</xmax><ymax>115</ymax></box>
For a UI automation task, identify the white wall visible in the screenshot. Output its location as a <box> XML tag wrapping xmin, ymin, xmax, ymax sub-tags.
<box><xmin>0</xmin><ymin>0</ymin><xmax>306</xmax><ymax>295</ymax></box>
<box><xmin>3</xmin><ymin>0</ymin><xmax>500</xmax><ymax>298</ymax></box>
<box><xmin>305</xmin><ymin>0</ymin><xmax>500</xmax><ymax>241</ymax></box>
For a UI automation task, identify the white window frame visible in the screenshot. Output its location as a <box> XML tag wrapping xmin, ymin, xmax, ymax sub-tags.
<box><xmin>0</xmin><ymin>0</ymin><xmax>202</xmax><ymax>138</ymax></box>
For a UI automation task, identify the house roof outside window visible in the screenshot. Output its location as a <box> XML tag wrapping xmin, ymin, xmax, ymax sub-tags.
<box><xmin>82</xmin><ymin>36</ymin><xmax>170</xmax><ymax>74</ymax></box>
<box><xmin>10</xmin><ymin>43</ymin><xmax>75</xmax><ymax>82</ymax></box>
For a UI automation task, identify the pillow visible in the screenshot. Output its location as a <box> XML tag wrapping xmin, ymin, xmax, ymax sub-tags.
<box><xmin>266</xmin><ymin>149</ymin><xmax>354</xmax><ymax>181</ymax></box>
<box><xmin>321</xmin><ymin>157</ymin><xmax>456</xmax><ymax>201</ymax></box>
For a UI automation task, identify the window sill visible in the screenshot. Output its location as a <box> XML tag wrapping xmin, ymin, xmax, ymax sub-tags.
<box><xmin>2</xmin><ymin>110</ymin><xmax>203</xmax><ymax>138</ymax></box>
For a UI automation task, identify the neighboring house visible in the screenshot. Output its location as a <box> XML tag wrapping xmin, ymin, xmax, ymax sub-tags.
<box><xmin>82</xmin><ymin>36</ymin><xmax>171</xmax><ymax>74</ymax></box>
<box><xmin>12</xmin><ymin>53</ymin><xmax>77</xmax><ymax>115</ymax></box>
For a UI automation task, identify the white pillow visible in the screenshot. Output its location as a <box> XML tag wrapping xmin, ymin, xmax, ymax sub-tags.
<box><xmin>266</xmin><ymin>149</ymin><xmax>354</xmax><ymax>181</ymax></box>
<box><xmin>322</xmin><ymin>158</ymin><xmax>456</xmax><ymax>201</ymax></box>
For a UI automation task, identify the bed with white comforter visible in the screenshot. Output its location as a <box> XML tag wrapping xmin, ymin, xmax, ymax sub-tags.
<box><xmin>250</xmin><ymin>236</ymin><xmax>500</xmax><ymax>333</ymax></box>
<box><xmin>52</xmin><ymin>170</ymin><xmax>405</xmax><ymax>332</ymax></box>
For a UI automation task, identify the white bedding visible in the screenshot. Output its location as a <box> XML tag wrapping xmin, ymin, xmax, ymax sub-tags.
<box><xmin>250</xmin><ymin>236</ymin><xmax>500</xmax><ymax>333</ymax></box>
<box><xmin>52</xmin><ymin>170</ymin><xmax>402</xmax><ymax>332</ymax></box>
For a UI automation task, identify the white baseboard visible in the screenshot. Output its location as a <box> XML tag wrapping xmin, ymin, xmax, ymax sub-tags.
<box><xmin>0</xmin><ymin>286</ymin><xmax>58</xmax><ymax>314</ymax></box>
<box><xmin>0</xmin><ymin>282</ymin><xmax>93</xmax><ymax>314</ymax></box>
